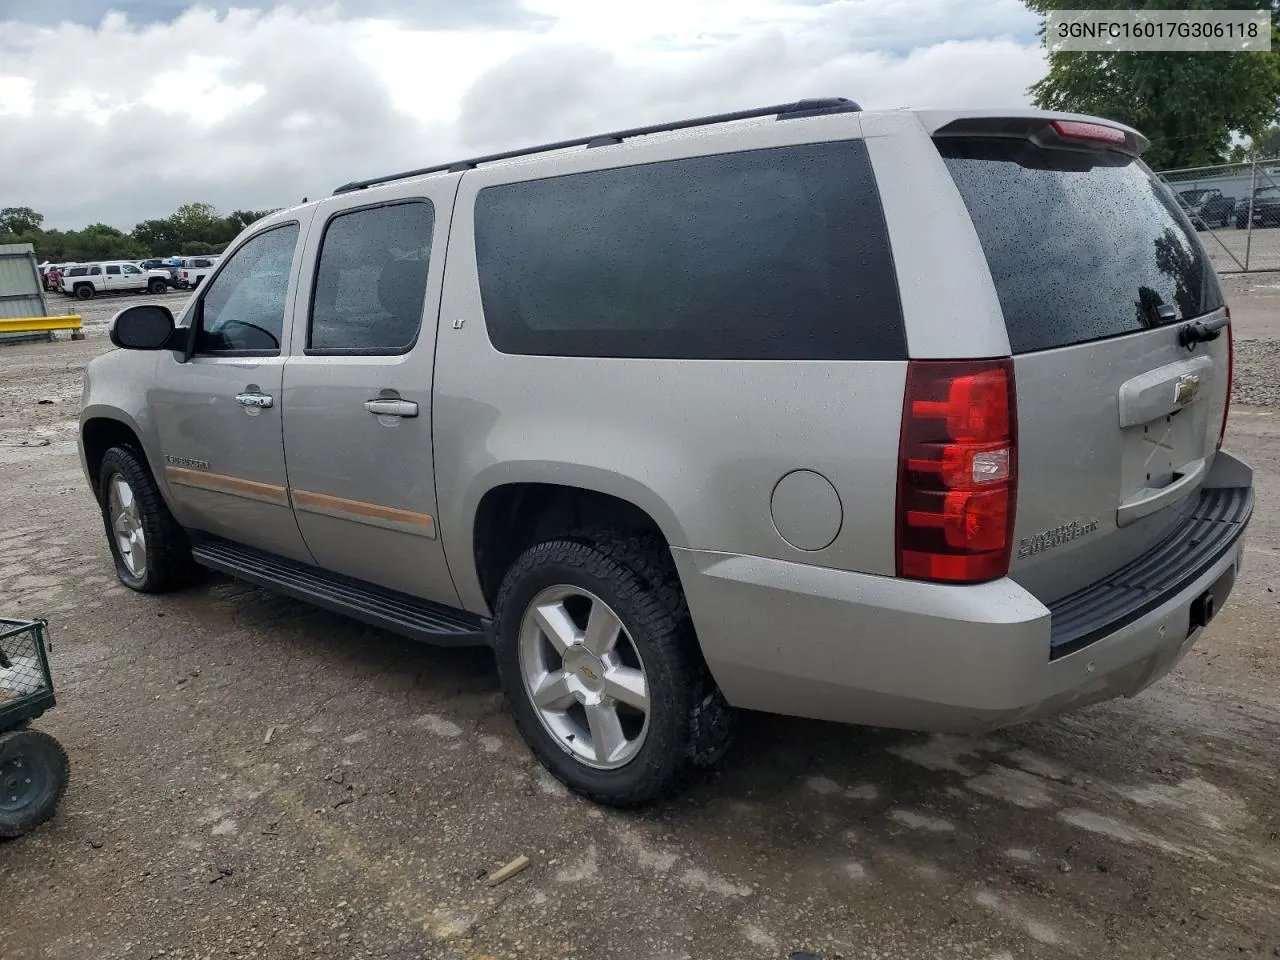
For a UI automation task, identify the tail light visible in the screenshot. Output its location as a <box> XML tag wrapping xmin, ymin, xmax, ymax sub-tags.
<box><xmin>896</xmin><ymin>359</ymin><xmax>1018</xmax><ymax>584</ymax></box>
<box><xmin>1218</xmin><ymin>306</ymin><xmax>1233</xmax><ymax>449</ymax></box>
<box><xmin>1049</xmin><ymin>119</ymin><xmax>1127</xmax><ymax>146</ymax></box>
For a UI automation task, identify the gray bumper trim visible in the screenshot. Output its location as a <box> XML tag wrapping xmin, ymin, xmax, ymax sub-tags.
<box><xmin>1048</xmin><ymin>485</ymin><xmax>1253</xmax><ymax>659</ymax></box>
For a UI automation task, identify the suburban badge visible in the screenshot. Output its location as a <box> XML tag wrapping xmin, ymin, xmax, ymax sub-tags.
<box><xmin>1017</xmin><ymin>519</ymin><xmax>1101</xmax><ymax>559</ymax></box>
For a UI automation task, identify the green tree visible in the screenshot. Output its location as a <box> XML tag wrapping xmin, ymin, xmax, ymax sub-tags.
<box><xmin>132</xmin><ymin>217</ymin><xmax>185</xmax><ymax>257</ymax></box>
<box><xmin>1025</xmin><ymin>0</ymin><xmax>1280</xmax><ymax>169</ymax></box>
<box><xmin>225</xmin><ymin>209</ymin><xmax>278</xmax><ymax>233</ymax></box>
<box><xmin>1228</xmin><ymin>123</ymin><xmax>1280</xmax><ymax>160</ymax></box>
<box><xmin>170</xmin><ymin>202</ymin><xmax>225</xmax><ymax>245</ymax></box>
<box><xmin>0</xmin><ymin>206</ymin><xmax>43</xmax><ymax>234</ymax></box>
<box><xmin>74</xmin><ymin>223</ymin><xmax>148</xmax><ymax>261</ymax></box>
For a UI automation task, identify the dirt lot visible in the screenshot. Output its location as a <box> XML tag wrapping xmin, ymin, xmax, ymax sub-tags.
<box><xmin>1</xmin><ymin>291</ymin><xmax>1278</xmax><ymax>960</ymax></box>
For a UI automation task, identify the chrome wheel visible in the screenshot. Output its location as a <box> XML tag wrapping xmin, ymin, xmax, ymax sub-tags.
<box><xmin>518</xmin><ymin>585</ymin><xmax>650</xmax><ymax>770</ymax></box>
<box><xmin>108</xmin><ymin>475</ymin><xmax>147</xmax><ymax>578</ymax></box>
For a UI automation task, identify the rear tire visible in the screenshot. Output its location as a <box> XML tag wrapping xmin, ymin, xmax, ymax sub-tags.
<box><xmin>74</xmin><ymin>284</ymin><xmax>94</xmax><ymax>300</ymax></box>
<box><xmin>493</xmin><ymin>529</ymin><xmax>732</xmax><ymax>807</ymax></box>
<box><xmin>97</xmin><ymin>445</ymin><xmax>197</xmax><ymax>593</ymax></box>
<box><xmin>0</xmin><ymin>729</ymin><xmax>69</xmax><ymax>839</ymax></box>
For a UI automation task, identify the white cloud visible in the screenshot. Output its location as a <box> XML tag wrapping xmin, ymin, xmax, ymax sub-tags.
<box><xmin>0</xmin><ymin>0</ymin><xmax>1046</xmax><ymax>229</ymax></box>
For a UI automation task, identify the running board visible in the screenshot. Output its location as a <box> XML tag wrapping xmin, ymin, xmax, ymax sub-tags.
<box><xmin>190</xmin><ymin>538</ymin><xmax>490</xmax><ymax>647</ymax></box>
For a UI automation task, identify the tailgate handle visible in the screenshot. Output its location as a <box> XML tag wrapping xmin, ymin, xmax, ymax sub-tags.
<box><xmin>1116</xmin><ymin>457</ymin><xmax>1207</xmax><ymax>527</ymax></box>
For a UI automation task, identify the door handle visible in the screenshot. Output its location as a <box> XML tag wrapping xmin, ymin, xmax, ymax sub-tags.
<box><xmin>235</xmin><ymin>393</ymin><xmax>274</xmax><ymax>409</ymax></box>
<box><xmin>364</xmin><ymin>398</ymin><xmax>418</xmax><ymax>418</ymax></box>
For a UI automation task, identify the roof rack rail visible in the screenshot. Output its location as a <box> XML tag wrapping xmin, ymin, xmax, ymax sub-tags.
<box><xmin>332</xmin><ymin>97</ymin><xmax>861</xmax><ymax>195</ymax></box>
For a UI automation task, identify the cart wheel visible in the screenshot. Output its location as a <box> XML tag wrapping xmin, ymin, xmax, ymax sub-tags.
<box><xmin>0</xmin><ymin>729</ymin><xmax>69</xmax><ymax>839</ymax></box>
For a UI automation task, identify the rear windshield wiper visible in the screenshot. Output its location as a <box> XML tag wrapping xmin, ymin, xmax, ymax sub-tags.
<box><xmin>1178</xmin><ymin>315</ymin><xmax>1229</xmax><ymax>349</ymax></box>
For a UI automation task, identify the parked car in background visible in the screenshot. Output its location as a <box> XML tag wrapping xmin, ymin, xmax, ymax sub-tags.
<box><xmin>1177</xmin><ymin>188</ymin><xmax>1235</xmax><ymax>230</ymax></box>
<box><xmin>1235</xmin><ymin>186</ymin><xmax>1280</xmax><ymax>228</ymax></box>
<box><xmin>142</xmin><ymin>259</ymin><xmax>185</xmax><ymax>289</ymax></box>
<box><xmin>60</xmin><ymin>261</ymin><xmax>171</xmax><ymax>300</ymax></box>
<box><xmin>40</xmin><ymin>263</ymin><xmax>77</xmax><ymax>292</ymax></box>
<box><xmin>177</xmin><ymin>256</ymin><xmax>219</xmax><ymax>289</ymax></box>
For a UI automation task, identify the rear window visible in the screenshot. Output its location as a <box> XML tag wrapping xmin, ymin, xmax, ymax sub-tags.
<box><xmin>474</xmin><ymin>140</ymin><xmax>905</xmax><ymax>360</ymax></box>
<box><xmin>938</xmin><ymin>138</ymin><xmax>1224</xmax><ymax>354</ymax></box>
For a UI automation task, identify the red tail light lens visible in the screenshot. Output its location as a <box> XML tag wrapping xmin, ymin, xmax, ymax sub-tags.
<box><xmin>1050</xmin><ymin>119</ymin><xmax>1127</xmax><ymax>145</ymax></box>
<box><xmin>896</xmin><ymin>359</ymin><xmax>1018</xmax><ymax>584</ymax></box>
<box><xmin>1218</xmin><ymin>307</ymin><xmax>1233</xmax><ymax>449</ymax></box>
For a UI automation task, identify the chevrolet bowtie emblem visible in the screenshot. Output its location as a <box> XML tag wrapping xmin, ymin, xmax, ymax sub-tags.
<box><xmin>1174</xmin><ymin>374</ymin><xmax>1201</xmax><ymax>406</ymax></box>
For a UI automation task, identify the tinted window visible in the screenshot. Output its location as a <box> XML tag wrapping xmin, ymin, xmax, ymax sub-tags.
<box><xmin>89</xmin><ymin>266</ymin><xmax>101</xmax><ymax>276</ymax></box>
<box><xmin>195</xmin><ymin>223</ymin><xmax>299</xmax><ymax>354</ymax></box>
<box><xmin>309</xmin><ymin>201</ymin><xmax>434</xmax><ymax>353</ymax></box>
<box><xmin>938</xmin><ymin>138</ymin><xmax>1224</xmax><ymax>354</ymax></box>
<box><xmin>67</xmin><ymin>267</ymin><xmax>87</xmax><ymax>277</ymax></box>
<box><xmin>474</xmin><ymin>141</ymin><xmax>904</xmax><ymax>360</ymax></box>
<box><xmin>106</xmin><ymin>266</ymin><xmax>121</xmax><ymax>275</ymax></box>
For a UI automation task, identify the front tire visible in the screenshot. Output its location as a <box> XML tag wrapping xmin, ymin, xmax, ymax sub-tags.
<box><xmin>493</xmin><ymin>530</ymin><xmax>731</xmax><ymax>807</ymax></box>
<box><xmin>147</xmin><ymin>278</ymin><xmax>167</xmax><ymax>294</ymax></box>
<box><xmin>97</xmin><ymin>446</ymin><xmax>196</xmax><ymax>593</ymax></box>
<box><xmin>0</xmin><ymin>729</ymin><xmax>69</xmax><ymax>839</ymax></box>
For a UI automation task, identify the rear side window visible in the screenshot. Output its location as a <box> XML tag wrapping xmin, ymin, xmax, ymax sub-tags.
<box><xmin>474</xmin><ymin>141</ymin><xmax>905</xmax><ymax>360</ymax></box>
<box><xmin>309</xmin><ymin>201</ymin><xmax>434</xmax><ymax>354</ymax></box>
<box><xmin>938</xmin><ymin>138</ymin><xmax>1224</xmax><ymax>354</ymax></box>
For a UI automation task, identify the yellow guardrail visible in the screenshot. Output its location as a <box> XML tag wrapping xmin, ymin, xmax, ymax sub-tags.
<box><xmin>0</xmin><ymin>315</ymin><xmax>83</xmax><ymax>334</ymax></box>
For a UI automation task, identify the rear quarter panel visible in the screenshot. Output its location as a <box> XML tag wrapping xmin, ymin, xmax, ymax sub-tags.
<box><xmin>433</xmin><ymin>116</ymin><xmax>909</xmax><ymax>614</ymax></box>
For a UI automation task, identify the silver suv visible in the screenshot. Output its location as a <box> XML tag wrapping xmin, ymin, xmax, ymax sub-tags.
<box><xmin>79</xmin><ymin>99</ymin><xmax>1253</xmax><ymax>806</ymax></box>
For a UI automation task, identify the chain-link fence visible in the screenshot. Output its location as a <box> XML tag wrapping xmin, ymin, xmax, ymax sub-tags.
<box><xmin>1158</xmin><ymin>158</ymin><xmax>1280</xmax><ymax>273</ymax></box>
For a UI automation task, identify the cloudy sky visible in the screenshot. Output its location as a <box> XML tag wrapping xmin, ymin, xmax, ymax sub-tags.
<box><xmin>0</xmin><ymin>0</ymin><xmax>1046</xmax><ymax>230</ymax></box>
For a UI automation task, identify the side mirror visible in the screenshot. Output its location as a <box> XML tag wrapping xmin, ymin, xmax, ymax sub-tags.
<box><xmin>109</xmin><ymin>304</ymin><xmax>183</xmax><ymax>350</ymax></box>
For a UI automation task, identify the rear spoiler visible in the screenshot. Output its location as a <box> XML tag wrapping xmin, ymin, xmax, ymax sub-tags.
<box><xmin>920</xmin><ymin>111</ymin><xmax>1148</xmax><ymax>159</ymax></box>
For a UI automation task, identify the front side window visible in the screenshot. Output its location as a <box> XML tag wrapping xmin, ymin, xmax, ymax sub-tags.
<box><xmin>123</xmin><ymin>264</ymin><xmax>141</xmax><ymax>274</ymax></box>
<box><xmin>194</xmin><ymin>223</ymin><xmax>300</xmax><ymax>355</ymax></box>
<box><xmin>308</xmin><ymin>201</ymin><xmax>434</xmax><ymax>353</ymax></box>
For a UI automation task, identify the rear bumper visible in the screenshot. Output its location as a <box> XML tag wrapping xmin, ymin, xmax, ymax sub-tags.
<box><xmin>674</xmin><ymin>462</ymin><xmax>1252</xmax><ymax>733</ymax></box>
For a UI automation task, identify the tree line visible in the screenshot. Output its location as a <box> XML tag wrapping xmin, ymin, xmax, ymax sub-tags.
<box><xmin>0</xmin><ymin>203</ymin><xmax>280</xmax><ymax>263</ymax></box>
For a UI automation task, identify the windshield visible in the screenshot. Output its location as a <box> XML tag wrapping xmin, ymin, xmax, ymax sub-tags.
<box><xmin>938</xmin><ymin>138</ymin><xmax>1223</xmax><ymax>354</ymax></box>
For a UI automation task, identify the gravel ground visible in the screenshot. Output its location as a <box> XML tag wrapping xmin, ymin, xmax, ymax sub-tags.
<box><xmin>1232</xmin><ymin>340</ymin><xmax>1280</xmax><ymax>406</ymax></box>
<box><xmin>0</xmin><ymin>290</ymin><xmax>1278</xmax><ymax>960</ymax></box>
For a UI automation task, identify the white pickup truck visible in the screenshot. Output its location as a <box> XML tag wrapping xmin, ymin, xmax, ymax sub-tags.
<box><xmin>60</xmin><ymin>261</ymin><xmax>172</xmax><ymax>300</ymax></box>
<box><xmin>177</xmin><ymin>256</ymin><xmax>219</xmax><ymax>289</ymax></box>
